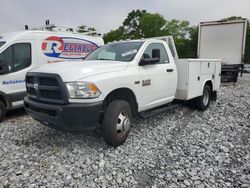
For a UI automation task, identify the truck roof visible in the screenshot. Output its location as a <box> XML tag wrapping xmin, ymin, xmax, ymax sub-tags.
<box><xmin>0</xmin><ymin>30</ymin><xmax>103</xmax><ymax>43</ymax></box>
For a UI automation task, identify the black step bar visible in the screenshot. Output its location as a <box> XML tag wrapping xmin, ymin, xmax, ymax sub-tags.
<box><xmin>138</xmin><ymin>103</ymin><xmax>181</xmax><ymax>119</ymax></box>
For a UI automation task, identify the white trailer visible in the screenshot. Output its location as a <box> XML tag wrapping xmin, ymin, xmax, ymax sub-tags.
<box><xmin>198</xmin><ymin>19</ymin><xmax>248</xmax><ymax>82</ymax></box>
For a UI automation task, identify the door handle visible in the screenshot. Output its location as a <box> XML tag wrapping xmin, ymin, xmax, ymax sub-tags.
<box><xmin>166</xmin><ymin>69</ymin><xmax>174</xmax><ymax>72</ymax></box>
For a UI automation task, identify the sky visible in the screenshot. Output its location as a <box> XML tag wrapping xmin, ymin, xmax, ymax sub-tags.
<box><xmin>1</xmin><ymin>0</ymin><xmax>250</xmax><ymax>35</ymax></box>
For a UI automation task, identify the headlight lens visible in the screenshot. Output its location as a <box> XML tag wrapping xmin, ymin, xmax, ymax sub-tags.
<box><xmin>65</xmin><ymin>82</ymin><xmax>101</xmax><ymax>99</ymax></box>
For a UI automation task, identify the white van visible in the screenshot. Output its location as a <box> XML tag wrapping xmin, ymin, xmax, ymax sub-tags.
<box><xmin>0</xmin><ymin>28</ymin><xmax>104</xmax><ymax>122</ymax></box>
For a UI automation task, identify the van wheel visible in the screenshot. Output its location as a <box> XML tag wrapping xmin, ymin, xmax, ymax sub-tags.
<box><xmin>102</xmin><ymin>100</ymin><xmax>132</xmax><ymax>147</ymax></box>
<box><xmin>0</xmin><ymin>101</ymin><xmax>6</xmax><ymax>123</ymax></box>
<box><xmin>195</xmin><ymin>85</ymin><xmax>211</xmax><ymax>111</ymax></box>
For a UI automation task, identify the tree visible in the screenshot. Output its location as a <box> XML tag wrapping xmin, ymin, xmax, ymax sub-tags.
<box><xmin>161</xmin><ymin>19</ymin><xmax>194</xmax><ymax>58</ymax></box>
<box><xmin>139</xmin><ymin>13</ymin><xmax>166</xmax><ymax>38</ymax></box>
<box><xmin>103</xmin><ymin>27</ymin><xmax>125</xmax><ymax>43</ymax></box>
<box><xmin>163</xmin><ymin>20</ymin><xmax>190</xmax><ymax>40</ymax></box>
<box><xmin>103</xmin><ymin>10</ymin><xmax>195</xmax><ymax>57</ymax></box>
<box><xmin>188</xmin><ymin>26</ymin><xmax>199</xmax><ymax>58</ymax></box>
<box><xmin>103</xmin><ymin>9</ymin><xmax>201</xmax><ymax>58</ymax></box>
<box><xmin>173</xmin><ymin>26</ymin><xmax>198</xmax><ymax>58</ymax></box>
<box><xmin>104</xmin><ymin>10</ymin><xmax>168</xmax><ymax>41</ymax></box>
<box><xmin>123</xmin><ymin>10</ymin><xmax>167</xmax><ymax>39</ymax></box>
<box><xmin>122</xmin><ymin>9</ymin><xmax>147</xmax><ymax>39</ymax></box>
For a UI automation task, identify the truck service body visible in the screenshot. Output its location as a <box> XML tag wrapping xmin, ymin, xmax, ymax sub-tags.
<box><xmin>24</xmin><ymin>38</ymin><xmax>221</xmax><ymax>146</ymax></box>
<box><xmin>0</xmin><ymin>29</ymin><xmax>104</xmax><ymax>122</ymax></box>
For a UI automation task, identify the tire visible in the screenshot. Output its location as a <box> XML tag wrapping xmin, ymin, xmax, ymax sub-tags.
<box><xmin>102</xmin><ymin>100</ymin><xmax>132</xmax><ymax>147</ymax></box>
<box><xmin>187</xmin><ymin>99</ymin><xmax>196</xmax><ymax>109</ymax></box>
<box><xmin>233</xmin><ymin>75</ymin><xmax>238</xmax><ymax>83</ymax></box>
<box><xmin>211</xmin><ymin>91</ymin><xmax>217</xmax><ymax>102</ymax></box>
<box><xmin>195</xmin><ymin>85</ymin><xmax>211</xmax><ymax>111</ymax></box>
<box><xmin>0</xmin><ymin>101</ymin><xmax>6</xmax><ymax>123</ymax></box>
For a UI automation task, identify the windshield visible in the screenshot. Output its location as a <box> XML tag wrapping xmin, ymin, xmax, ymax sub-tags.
<box><xmin>0</xmin><ymin>42</ymin><xmax>5</xmax><ymax>48</ymax></box>
<box><xmin>85</xmin><ymin>42</ymin><xmax>143</xmax><ymax>62</ymax></box>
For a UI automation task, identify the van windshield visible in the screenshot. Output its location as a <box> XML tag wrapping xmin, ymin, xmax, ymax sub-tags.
<box><xmin>85</xmin><ymin>42</ymin><xmax>143</xmax><ymax>62</ymax></box>
<box><xmin>0</xmin><ymin>42</ymin><xmax>5</xmax><ymax>48</ymax></box>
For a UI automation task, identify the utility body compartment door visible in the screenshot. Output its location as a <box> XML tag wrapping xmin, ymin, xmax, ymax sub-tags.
<box><xmin>175</xmin><ymin>59</ymin><xmax>221</xmax><ymax>101</ymax></box>
<box><xmin>137</xmin><ymin>42</ymin><xmax>177</xmax><ymax>111</ymax></box>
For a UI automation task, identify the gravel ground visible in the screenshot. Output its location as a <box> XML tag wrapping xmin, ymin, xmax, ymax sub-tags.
<box><xmin>0</xmin><ymin>75</ymin><xmax>250</xmax><ymax>188</ymax></box>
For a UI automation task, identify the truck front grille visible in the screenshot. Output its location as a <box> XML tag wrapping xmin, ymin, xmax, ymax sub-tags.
<box><xmin>26</xmin><ymin>73</ymin><xmax>69</xmax><ymax>104</ymax></box>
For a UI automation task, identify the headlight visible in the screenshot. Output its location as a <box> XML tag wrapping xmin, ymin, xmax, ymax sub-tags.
<box><xmin>65</xmin><ymin>82</ymin><xmax>101</xmax><ymax>99</ymax></box>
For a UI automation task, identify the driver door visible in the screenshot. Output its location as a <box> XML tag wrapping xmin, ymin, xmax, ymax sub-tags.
<box><xmin>138</xmin><ymin>42</ymin><xmax>177</xmax><ymax>111</ymax></box>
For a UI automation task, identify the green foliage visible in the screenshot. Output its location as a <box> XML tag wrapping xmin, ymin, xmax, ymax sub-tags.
<box><xmin>188</xmin><ymin>26</ymin><xmax>199</xmax><ymax>58</ymax></box>
<box><xmin>103</xmin><ymin>10</ymin><xmax>197</xmax><ymax>58</ymax></box>
<box><xmin>162</xmin><ymin>19</ymin><xmax>197</xmax><ymax>58</ymax></box>
<box><xmin>122</xmin><ymin>9</ymin><xmax>146</xmax><ymax>39</ymax></box>
<box><xmin>103</xmin><ymin>27</ymin><xmax>125</xmax><ymax>43</ymax></box>
<box><xmin>121</xmin><ymin>10</ymin><xmax>167</xmax><ymax>39</ymax></box>
<box><xmin>163</xmin><ymin>19</ymin><xmax>190</xmax><ymax>40</ymax></box>
<box><xmin>176</xmin><ymin>26</ymin><xmax>198</xmax><ymax>58</ymax></box>
<box><xmin>139</xmin><ymin>13</ymin><xmax>166</xmax><ymax>38</ymax></box>
<box><xmin>103</xmin><ymin>10</ymin><xmax>248</xmax><ymax>60</ymax></box>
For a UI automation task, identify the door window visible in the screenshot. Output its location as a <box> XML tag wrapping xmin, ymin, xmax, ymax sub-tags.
<box><xmin>0</xmin><ymin>43</ymin><xmax>31</xmax><ymax>74</ymax></box>
<box><xmin>13</xmin><ymin>43</ymin><xmax>31</xmax><ymax>71</ymax></box>
<box><xmin>143</xmin><ymin>43</ymin><xmax>169</xmax><ymax>64</ymax></box>
<box><xmin>0</xmin><ymin>46</ymin><xmax>13</xmax><ymax>73</ymax></box>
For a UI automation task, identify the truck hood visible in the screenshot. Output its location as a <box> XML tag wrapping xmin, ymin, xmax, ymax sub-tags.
<box><xmin>31</xmin><ymin>60</ymin><xmax>128</xmax><ymax>81</ymax></box>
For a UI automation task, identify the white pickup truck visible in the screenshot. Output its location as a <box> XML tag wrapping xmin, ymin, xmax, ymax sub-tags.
<box><xmin>24</xmin><ymin>38</ymin><xmax>221</xmax><ymax>146</ymax></box>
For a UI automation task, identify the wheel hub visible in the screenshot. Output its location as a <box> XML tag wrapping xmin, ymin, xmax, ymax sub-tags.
<box><xmin>122</xmin><ymin>118</ymin><xmax>130</xmax><ymax>131</ymax></box>
<box><xmin>116</xmin><ymin>111</ymin><xmax>131</xmax><ymax>136</ymax></box>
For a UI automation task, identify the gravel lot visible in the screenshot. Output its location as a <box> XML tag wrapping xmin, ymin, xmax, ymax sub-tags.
<box><xmin>0</xmin><ymin>74</ymin><xmax>250</xmax><ymax>188</ymax></box>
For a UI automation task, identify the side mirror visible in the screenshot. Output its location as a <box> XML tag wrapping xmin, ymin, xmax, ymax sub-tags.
<box><xmin>0</xmin><ymin>60</ymin><xmax>9</xmax><ymax>75</ymax></box>
<box><xmin>139</xmin><ymin>57</ymin><xmax>160</xmax><ymax>66</ymax></box>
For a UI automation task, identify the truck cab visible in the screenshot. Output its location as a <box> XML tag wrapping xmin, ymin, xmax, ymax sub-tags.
<box><xmin>0</xmin><ymin>30</ymin><xmax>104</xmax><ymax>122</ymax></box>
<box><xmin>24</xmin><ymin>38</ymin><xmax>221</xmax><ymax>147</ymax></box>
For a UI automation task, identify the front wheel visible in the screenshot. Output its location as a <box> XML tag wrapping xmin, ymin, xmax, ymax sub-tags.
<box><xmin>102</xmin><ymin>100</ymin><xmax>132</xmax><ymax>147</ymax></box>
<box><xmin>195</xmin><ymin>85</ymin><xmax>211</xmax><ymax>111</ymax></box>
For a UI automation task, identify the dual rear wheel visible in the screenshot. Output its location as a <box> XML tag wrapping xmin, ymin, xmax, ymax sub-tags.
<box><xmin>195</xmin><ymin>85</ymin><xmax>212</xmax><ymax>111</ymax></box>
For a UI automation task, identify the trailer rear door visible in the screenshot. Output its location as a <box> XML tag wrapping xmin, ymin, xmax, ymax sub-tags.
<box><xmin>198</xmin><ymin>20</ymin><xmax>247</xmax><ymax>65</ymax></box>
